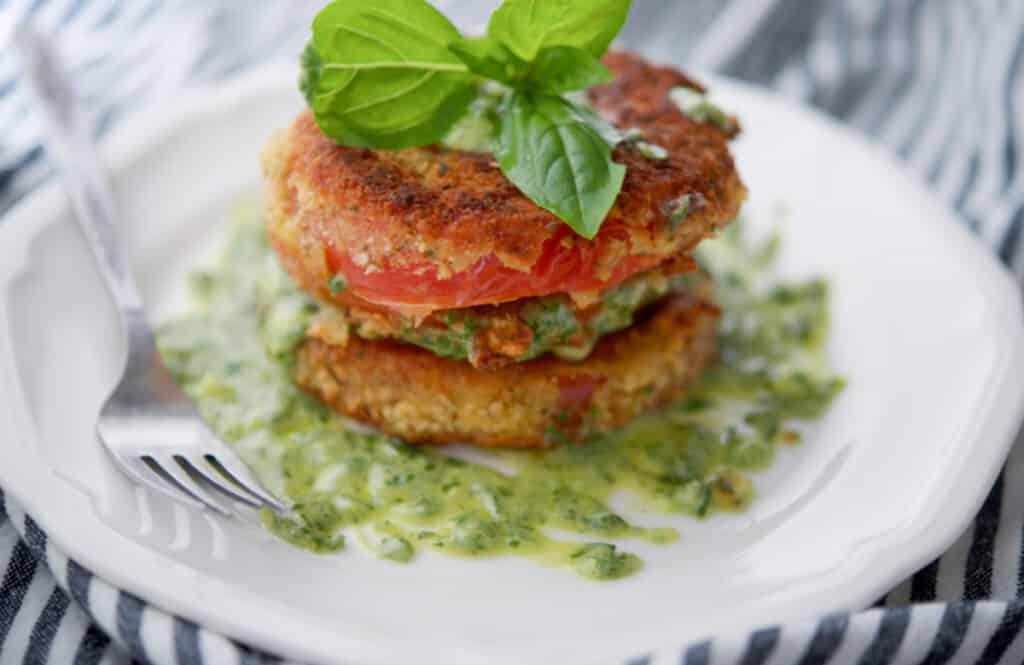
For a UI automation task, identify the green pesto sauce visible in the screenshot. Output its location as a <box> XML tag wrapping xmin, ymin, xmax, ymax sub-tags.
<box><xmin>440</xmin><ymin>91</ymin><xmax>498</xmax><ymax>153</ymax></box>
<box><xmin>158</xmin><ymin>212</ymin><xmax>843</xmax><ymax>580</ymax></box>
<box><xmin>381</xmin><ymin>269</ymin><xmax>691</xmax><ymax>365</ymax></box>
<box><xmin>669</xmin><ymin>87</ymin><xmax>739</xmax><ymax>134</ymax></box>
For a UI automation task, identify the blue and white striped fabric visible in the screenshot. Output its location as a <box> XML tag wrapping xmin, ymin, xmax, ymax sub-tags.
<box><xmin>2</xmin><ymin>1</ymin><xmax>1024</xmax><ymax>663</ymax></box>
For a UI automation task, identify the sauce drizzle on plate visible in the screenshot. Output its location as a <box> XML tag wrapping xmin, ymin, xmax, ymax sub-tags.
<box><xmin>157</xmin><ymin>206</ymin><xmax>842</xmax><ymax>580</ymax></box>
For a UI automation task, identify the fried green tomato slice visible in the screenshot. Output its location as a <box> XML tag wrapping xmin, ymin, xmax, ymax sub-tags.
<box><xmin>293</xmin><ymin>285</ymin><xmax>719</xmax><ymax>449</ymax></box>
<box><xmin>261</xmin><ymin>51</ymin><xmax>745</xmax><ymax>318</ymax></box>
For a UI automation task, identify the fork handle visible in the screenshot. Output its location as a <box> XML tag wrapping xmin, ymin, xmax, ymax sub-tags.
<box><xmin>13</xmin><ymin>24</ymin><xmax>145</xmax><ymax>314</ymax></box>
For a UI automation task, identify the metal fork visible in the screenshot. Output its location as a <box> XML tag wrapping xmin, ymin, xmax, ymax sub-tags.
<box><xmin>14</xmin><ymin>25</ymin><xmax>284</xmax><ymax>516</ymax></box>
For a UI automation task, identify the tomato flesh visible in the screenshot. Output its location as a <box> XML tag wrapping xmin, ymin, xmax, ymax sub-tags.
<box><xmin>322</xmin><ymin>222</ymin><xmax>660</xmax><ymax>311</ymax></box>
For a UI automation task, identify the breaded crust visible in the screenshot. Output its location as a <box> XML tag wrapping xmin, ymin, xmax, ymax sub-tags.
<box><xmin>263</xmin><ymin>51</ymin><xmax>746</xmax><ymax>312</ymax></box>
<box><xmin>294</xmin><ymin>288</ymin><xmax>720</xmax><ymax>449</ymax></box>
<box><xmin>590</xmin><ymin>52</ymin><xmax>740</xmax><ymax>139</ymax></box>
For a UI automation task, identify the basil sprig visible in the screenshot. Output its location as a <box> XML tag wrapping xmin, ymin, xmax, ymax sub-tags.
<box><xmin>302</xmin><ymin>0</ymin><xmax>633</xmax><ymax>239</ymax></box>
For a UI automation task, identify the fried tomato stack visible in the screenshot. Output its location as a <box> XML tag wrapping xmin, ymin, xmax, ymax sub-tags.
<box><xmin>261</xmin><ymin>52</ymin><xmax>746</xmax><ymax>448</ymax></box>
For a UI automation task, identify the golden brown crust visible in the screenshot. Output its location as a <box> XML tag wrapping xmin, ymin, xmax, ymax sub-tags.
<box><xmin>262</xmin><ymin>51</ymin><xmax>745</xmax><ymax>312</ymax></box>
<box><xmin>293</xmin><ymin>289</ymin><xmax>720</xmax><ymax>449</ymax></box>
<box><xmin>590</xmin><ymin>52</ymin><xmax>741</xmax><ymax>139</ymax></box>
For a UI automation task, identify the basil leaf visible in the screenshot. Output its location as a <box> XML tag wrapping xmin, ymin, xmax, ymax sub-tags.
<box><xmin>448</xmin><ymin>36</ymin><xmax>526</xmax><ymax>85</ymax></box>
<box><xmin>451</xmin><ymin>40</ymin><xmax>611</xmax><ymax>94</ymax></box>
<box><xmin>299</xmin><ymin>41</ymin><xmax>322</xmax><ymax>107</ymax></box>
<box><xmin>525</xmin><ymin>46</ymin><xmax>613</xmax><ymax>93</ymax></box>
<box><xmin>563</xmin><ymin>94</ymin><xmax>624</xmax><ymax>147</ymax></box>
<box><xmin>496</xmin><ymin>92</ymin><xmax>625</xmax><ymax>239</ymax></box>
<box><xmin>489</xmin><ymin>0</ymin><xmax>631</xmax><ymax>61</ymax></box>
<box><xmin>308</xmin><ymin>0</ymin><xmax>475</xmax><ymax>149</ymax></box>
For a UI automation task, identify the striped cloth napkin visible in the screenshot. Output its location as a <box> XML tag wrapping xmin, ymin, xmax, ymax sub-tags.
<box><xmin>1</xmin><ymin>1</ymin><xmax>1023</xmax><ymax>663</ymax></box>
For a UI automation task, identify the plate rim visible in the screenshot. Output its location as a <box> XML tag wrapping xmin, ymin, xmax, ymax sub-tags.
<box><xmin>2</xmin><ymin>61</ymin><xmax>1024</xmax><ymax>665</ymax></box>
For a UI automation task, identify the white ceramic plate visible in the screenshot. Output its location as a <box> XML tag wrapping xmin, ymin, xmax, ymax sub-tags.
<box><xmin>2</xmin><ymin>62</ymin><xmax>1023</xmax><ymax>665</ymax></box>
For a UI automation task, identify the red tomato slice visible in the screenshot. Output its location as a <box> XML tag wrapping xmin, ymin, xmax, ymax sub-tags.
<box><xmin>322</xmin><ymin>221</ymin><xmax>660</xmax><ymax>312</ymax></box>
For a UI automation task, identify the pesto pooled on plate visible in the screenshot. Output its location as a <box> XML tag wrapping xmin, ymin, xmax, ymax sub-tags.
<box><xmin>157</xmin><ymin>210</ymin><xmax>843</xmax><ymax>580</ymax></box>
